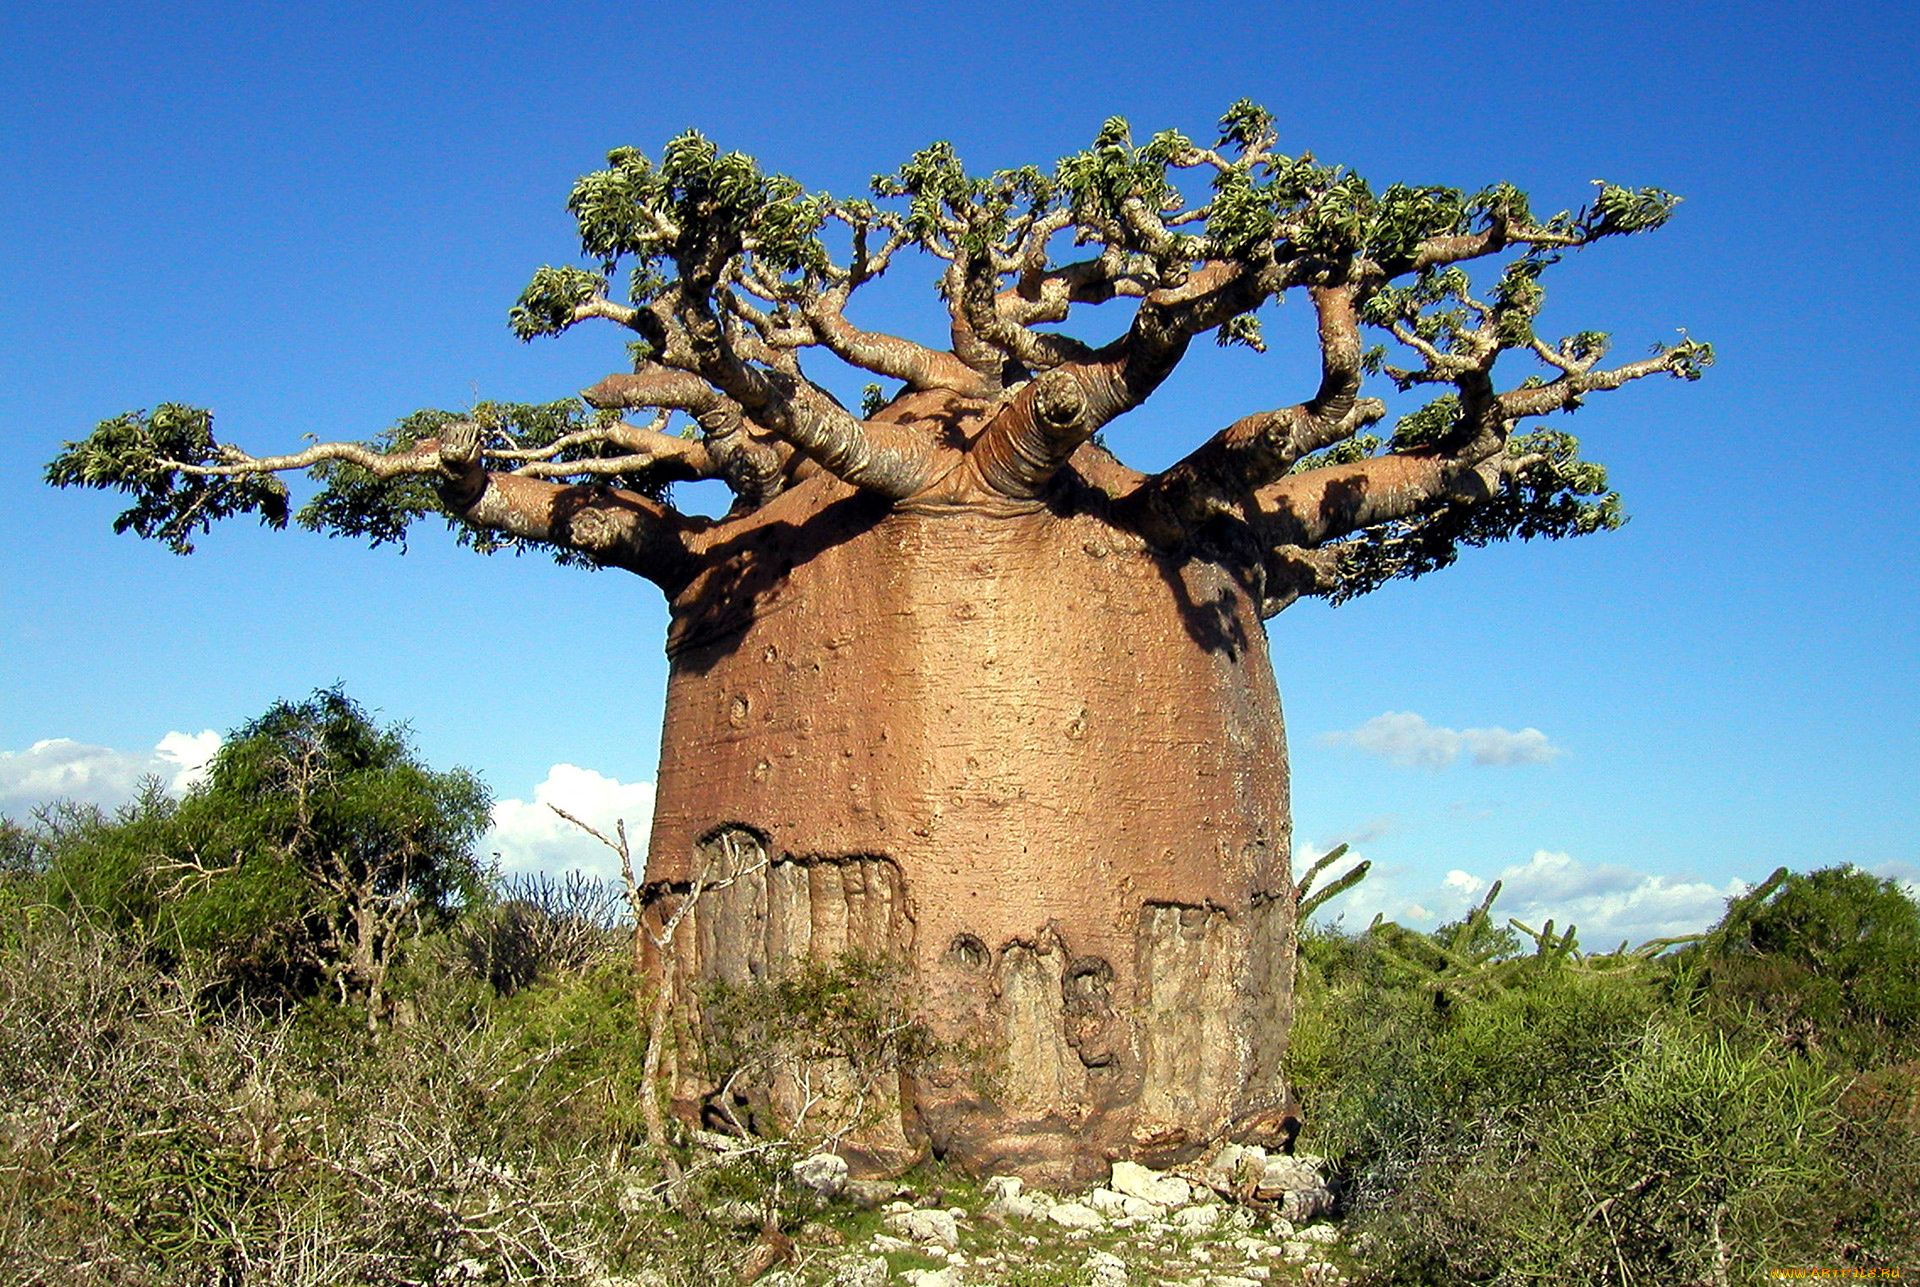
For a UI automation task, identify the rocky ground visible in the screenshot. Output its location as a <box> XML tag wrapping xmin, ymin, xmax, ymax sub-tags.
<box><xmin>631</xmin><ymin>1142</ymin><xmax>1357</xmax><ymax>1287</ymax></box>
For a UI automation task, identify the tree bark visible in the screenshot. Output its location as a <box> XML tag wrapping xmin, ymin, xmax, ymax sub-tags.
<box><xmin>636</xmin><ymin>402</ymin><xmax>1298</xmax><ymax>1184</ymax></box>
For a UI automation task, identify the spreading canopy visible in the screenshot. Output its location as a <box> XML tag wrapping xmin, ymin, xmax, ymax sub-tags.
<box><xmin>51</xmin><ymin>103</ymin><xmax>1709</xmax><ymax>614</ymax></box>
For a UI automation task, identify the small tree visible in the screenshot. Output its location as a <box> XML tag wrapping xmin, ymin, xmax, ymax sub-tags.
<box><xmin>38</xmin><ymin>689</ymin><xmax>492</xmax><ymax>1019</ymax></box>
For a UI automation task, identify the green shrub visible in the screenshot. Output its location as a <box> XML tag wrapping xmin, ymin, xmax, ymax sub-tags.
<box><xmin>1683</xmin><ymin>865</ymin><xmax>1920</xmax><ymax>1068</ymax></box>
<box><xmin>1292</xmin><ymin>867</ymin><xmax>1920</xmax><ymax>1284</ymax></box>
<box><xmin>0</xmin><ymin>908</ymin><xmax>734</xmax><ymax>1286</ymax></box>
<box><xmin>33</xmin><ymin>689</ymin><xmax>491</xmax><ymax>1018</ymax></box>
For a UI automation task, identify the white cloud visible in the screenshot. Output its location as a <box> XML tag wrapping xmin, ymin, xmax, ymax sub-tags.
<box><xmin>0</xmin><ymin>731</ymin><xmax>223</xmax><ymax>810</ymax></box>
<box><xmin>1486</xmin><ymin>849</ymin><xmax>1743</xmax><ymax>947</ymax></box>
<box><xmin>1297</xmin><ymin>835</ymin><xmax>1746</xmax><ymax>948</ymax></box>
<box><xmin>1325</xmin><ymin>711</ymin><xmax>1561</xmax><ymax>770</ymax></box>
<box><xmin>1461</xmin><ymin>726</ymin><xmax>1560</xmax><ymax>766</ymax></box>
<box><xmin>155</xmin><ymin>730</ymin><xmax>221</xmax><ymax>793</ymax></box>
<box><xmin>485</xmin><ymin>765</ymin><xmax>656</xmax><ymax>882</ymax></box>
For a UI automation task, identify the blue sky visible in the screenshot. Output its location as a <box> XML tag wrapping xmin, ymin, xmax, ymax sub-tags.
<box><xmin>3</xmin><ymin>0</ymin><xmax>1915</xmax><ymax>944</ymax></box>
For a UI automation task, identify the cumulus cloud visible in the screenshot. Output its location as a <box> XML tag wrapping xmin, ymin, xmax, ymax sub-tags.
<box><xmin>0</xmin><ymin>732</ymin><xmax>223</xmax><ymax>809</ymax></box>
<box><xmin>1484</xmin><ymin>849</ymin><xmax>1746</xmax><ymax>947</ymax></box>
<box><xmin>1325</xmin><ymin>711</ymin><xmax>1560</xmax><ymax>769</ymax></box>
<box><xmin>1301</xmin><ymin>840</ymin><xmax>1746</xmax><ymax>948</ymax></box>
<box><xmin>485</xmin><ymin>765</ymin><xmax>657</xmax><ymax>882</ymax></box>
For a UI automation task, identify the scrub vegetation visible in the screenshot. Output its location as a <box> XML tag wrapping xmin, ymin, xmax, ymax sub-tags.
<box><xmin>2</xmin><ymin>693</ymin><xmax>1913</xmax><ymax>1284</ymax></box>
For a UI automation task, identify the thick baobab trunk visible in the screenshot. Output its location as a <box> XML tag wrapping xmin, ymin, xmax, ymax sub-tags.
<box><xmin>641</xmin><ymin>438</ymin><xmax>1297</xmax><ymax>1185</ymax></box>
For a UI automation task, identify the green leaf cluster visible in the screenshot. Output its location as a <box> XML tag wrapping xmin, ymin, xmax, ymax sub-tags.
<box><xmin>45</xmin><ymin>404</ymin><xmax>290</xmax><ymax>554</ymax></box>
<box><xmin>31</xmin><ymin>688</ymin><xmax>490</xmax><ymax>1008</ymax></box>
<box><xmin>1312</xmin><ymin>427</ymin><xmax>1624</xmax><ymax>602</ymax></box>
<box><xmin>1291</xmin><ymin>865</ymin><xmax>1920</xmax><ymax>1280</ymax></box>
<box><xmin>560</xmin><ymin>132</ymin><xmax>830</xmax><ymax>305</ymax></box>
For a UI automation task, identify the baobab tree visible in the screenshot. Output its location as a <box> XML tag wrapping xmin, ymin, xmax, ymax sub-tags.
<box><xmin>50</xmin><ymin>103</ymin><xmax>1708</xmax><ymax>1181</ymax></box>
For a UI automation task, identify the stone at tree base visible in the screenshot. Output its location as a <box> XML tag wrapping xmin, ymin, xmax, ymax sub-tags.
<box><xmin>1044</xmin><ymin>1200</ymin><xmax>1107</xmax><ymax>1230</ymax></box>
<box><xmin>1089</xmin><ymin>1187</ymin><xmax>1165</xmax><ymax>1221</ymax></box>
<box><xmin>1254</xmin><ymin>1156</ymin><xmax>1319</xmax><ymax>1196</ymax></box>
<box><xmin>883</xmin><ymin>1207</ymin><xmax>959</xmax><ymax>1249</ymax></box>
<box><xmin>1277</xmin><ymin>1186</ymin><xmax>1335</xmax><ymax>1223</ymax></box>
<box><xmin>982</xmin><ymin>1174</ymin><xmax>1045</xmax><ymax>1222</ymax></box>
<box><xmin>825</xmin><ymin>1257</ymin><xmax>888</xmax><ymax>1287</ymax></box>
<box><xmin>1086</xmin><ymin>1249</ymin><xmax>1130</xmax><ymax>1286</ymax></box>
<box><xmin>791</xmin><ymin>1151</ymin><xmax>849</xmax><ymax>1197</ymax></box>
<box><xmin>838</xmin><ymin>1178</ymin><xmax>901</xmax><ymax>1209</ymax></box>
<box><xmin>1110</xmin><ymin>1159</ymin><xmax>1194</xmax><ymax>1207</ymax></box>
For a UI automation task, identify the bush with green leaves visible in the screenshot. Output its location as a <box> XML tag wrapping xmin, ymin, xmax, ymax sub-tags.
<box><xmin>1291</xmin><ymin>866</ymin><xmax>1920</xmax><ymax>1283</ymax></box>
<box><xmin>699</xmin><ymin>950</ymin><xmax>935</xmax><ymax>1145</ymax></box>
<box><xmin>34</xmin><ymin>689</ymin><xmax>491</xmax><ymax>1017</ymax></box>
<box><xmin>1678</xmin><ymin>865</ymin><xmax>1920</xmax><ymax>1068</ymax></box>
<box><xmin>0</xmin><ymin>908</ymin><xmax>743</xmax><ymax>1287</ymax></box>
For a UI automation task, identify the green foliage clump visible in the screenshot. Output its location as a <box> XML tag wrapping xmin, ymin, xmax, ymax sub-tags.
<box><xmin>36</xmin><ymin>688</ymin><xmax>489</xmax><ymax>1015</ymax></box>
<box><xmin>701</xmin><ymin>950</ymin><xmax>934</xmax><ymax>1143</ymax></box>
<box><xmin>1290</xmin><ymin>866</ymin><xmax>1920</xmax><ymax>1282</ymax></box>
<box><xmin>43</xmin><ymin>403</ymin><xmax>290</xmax><ymax>554</ymax></box>
<box><xmin>1682</xmin><ymin>865</ymin><xmax>1920</xmax><ymax>1068</ymax></box>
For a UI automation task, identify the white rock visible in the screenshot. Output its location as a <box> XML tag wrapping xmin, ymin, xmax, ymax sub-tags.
<box><xmin>1046</xmin><ymin>1201</ymin><xmax>1107</xmax><ymax>1230</ymax></box>
<box><xmin>983</xmin><ymin>1174</ymin><xmax>1045</xmax><ymax>1221</ymax></box>
<box><xmin>1255</xmin><ymin>1157</ymin><xmax>1321</xmax><ymax>1194</ymax></box>
<box><xmin>883</xmin><ymin>1199</ymin><xmax>914</xmax><ymax>1214</ymax></box>
<box><xmin>1086</xmin><ymin>1249</ymin><xmax>1130</xmax><ymax>1287</ymax></box>
<box><xmin>1267</xmin><ymin>1218</ymin><xmax>1295</xmax><ymax>1240</ymax></box>
<box><xmin>871</xmin><ymin>1234</ymin><xmax>913</xmax><ymax>1253</ymax></box>
<box><xmin>1281</xmin><ymin>1240</ymin><xmax>1319</xmax><ymax>1260</ymax></box>
<box><xmin>884</xmin><ymin>1208</ymin><xmax>959</xmax><ymax>1249</ymax></box>
<box><xmin>901</xmin><ymin>1269</ymin><xmax>955</xmax><ymax>1287</ymax></box>
<box><xmin>1233</xmin><ymin>1236</ymin><xmax>1276</xmax><ymax>1257</ymax></box>
<box><xmin>1205</xmin><ymin>1142</ymin><xmax>1247</xmax><ymax>1180</ymax></box>
<box><xmin>1111</xmin><ymin>1159</ymin><xmax>1193</xmax><ymax>1208</ymax></box>
<box><xmin>1211</xmin><ymin>1277</ymin><xmax>1263</xmax><ymax>1287</ymax></box>
<box><xmin>825</xmin><ymin>1256</ymin><xmax>888</xmax><ymax>1287</ymax></box>
<box><xmin>1174</xmin><ymin>1204</ymin><xmax>1222</xmax><ymax>1232</ymax></box>
<box><xmin>791</xmin><ymin>1152</ymin><xmax>849</xmax><ymax>1198</ymax></box>
<box><xmin>706</xmin><ymin>1199</ymin><xmax>759</xmax><ymax>1228</ymax></box>
<box><xmin>1295</xmin><ymin>1223</ymin><xmax>1341</xmax><ymax>1245</ymax></box>
<box><xmin>1089</xmin><ymin>1187</ymin><xmax>1164</xmax><ymax>1220</ymax></box>
<box><xmin>986</xmin><ymin>1192</ymin><xmax>1044</xmax><ymax>1221</ymax></box>
<box><xmin>1278</xmin><ymin>1187</ymin><xmax>1336</xmax><ymax>1223</ymax></box>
